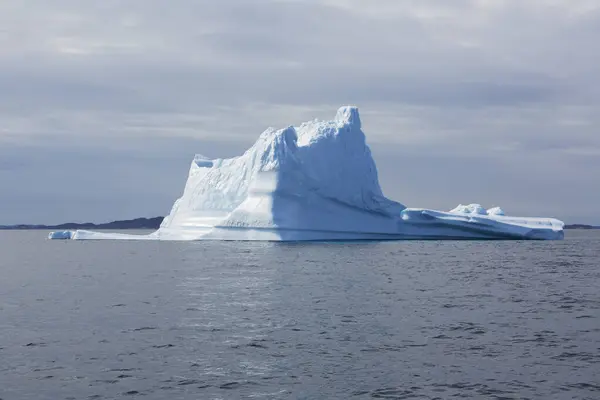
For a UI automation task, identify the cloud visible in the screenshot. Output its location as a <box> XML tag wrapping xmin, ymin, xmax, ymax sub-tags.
<box><xmin>0</xmin><ymin>0</ymin><xmax>598</xmax><ymax>223</ymax></box>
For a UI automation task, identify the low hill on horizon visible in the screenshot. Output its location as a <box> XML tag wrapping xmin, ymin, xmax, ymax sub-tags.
<box><xmin>564</xmin><ymin>224</ymin><xmax>600</xmax><ymax>230</ymax></box>
<box><xmin>0</xmin><ymin>217</ymin><xmax>164</xmax><ymax>230</ymax></box>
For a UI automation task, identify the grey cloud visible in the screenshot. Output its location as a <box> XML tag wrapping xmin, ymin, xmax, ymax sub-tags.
<box><xmin>0</xmin><ymin>0</ymin><xmax>592</xmax><ymax>122</ymax></box>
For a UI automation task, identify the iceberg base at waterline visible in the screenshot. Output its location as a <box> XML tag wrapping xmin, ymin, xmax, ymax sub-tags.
<box><xmin>48</xmin><ymin>231</ymin><xmax>74</xmax><ymax>240</ymax></box>
<box><xmin>48</xmin><ymin>205</ymin><xmax>565</xmax><ymax>241</ymax></box>
<box><xmin>49</xmin><ymin>106</ymin><xmax>564</xmax><ymax>241</ymax></box>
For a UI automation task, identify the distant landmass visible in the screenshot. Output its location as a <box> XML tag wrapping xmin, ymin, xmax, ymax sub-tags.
<box><xmin>564</xmin><ymin>224</ymin><xmax>600</xmax><ymax>229</ymax></box>
<box><xmin>0</xmin><ymin>217</ymin><xmax>164</xmax><ymax>230</ymax></box>
<box><xmin>0</xmin><ymin>217</ymin><xmax>598</xmax><ymax>231</ymax></box>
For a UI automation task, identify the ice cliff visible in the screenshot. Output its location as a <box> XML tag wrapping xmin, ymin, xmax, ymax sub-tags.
<box><xmin>49</xmin><ymin>106</ymin><xmax>564</xmax><ymax>241</ymax></box>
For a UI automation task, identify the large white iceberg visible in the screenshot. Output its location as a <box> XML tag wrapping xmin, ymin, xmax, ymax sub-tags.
<box><xmin>49</xmin><ymin>106</ymin><xmax>564</xmax><ymax>241</ymax></box>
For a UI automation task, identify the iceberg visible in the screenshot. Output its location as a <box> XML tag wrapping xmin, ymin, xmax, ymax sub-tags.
<box><xmin>49</xmin><ymin>106</ymin><xmax>564</xmax><ymax>241</ymax></box>
<box><xmin>48</xmin><ymin>231</ymin><xmax>73</xmax><ymax>240</ymax></box>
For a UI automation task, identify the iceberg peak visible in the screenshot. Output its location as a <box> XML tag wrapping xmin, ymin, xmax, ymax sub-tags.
<box><xmin>335</xmin><ymin>105</ymin><xmax>361</xmax><ymax>129</ymax></box>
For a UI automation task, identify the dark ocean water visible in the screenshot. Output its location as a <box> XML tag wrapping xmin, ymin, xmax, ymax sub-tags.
<box><xmin>1</xmin><ymin>230</ymin><xmax>599</xmax><ymax>400</ymax></box>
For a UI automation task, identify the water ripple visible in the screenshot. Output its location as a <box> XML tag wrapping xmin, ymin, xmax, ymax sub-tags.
<box><xmin>0</xmin><ymin>230</ymin><xmax>598</xmax><ymax>399</ymax></box>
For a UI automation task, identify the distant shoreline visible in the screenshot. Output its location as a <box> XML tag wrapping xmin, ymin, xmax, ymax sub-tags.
<box><xmin>564</xmin><ymin>224</ymin><xmax>600</xmax><ymax>230</ymax></box>
<box><xmin>0</xmin><ymin>217</ymin><xmax>598</xmax><ymax>230</ymax></box>
<box><xmin>0</xmin><ymin>217</ymin><xmax>164</xmax><ymax>230</ymax></box>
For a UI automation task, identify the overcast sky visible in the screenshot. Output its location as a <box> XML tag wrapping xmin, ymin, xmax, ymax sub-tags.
<box><xmin>1</xmin><ymin>0</ymin><xmax>599</xmax><ymax>225</ymax></box>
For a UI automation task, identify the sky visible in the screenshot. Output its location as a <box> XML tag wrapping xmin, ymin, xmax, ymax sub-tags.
<box><xmin>1</xmin><ymin>0</ymin><xmax>599</xmax><ymax>225</ymax></box>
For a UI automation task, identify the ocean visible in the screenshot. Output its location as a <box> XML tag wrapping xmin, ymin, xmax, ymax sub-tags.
<box><xmin>1</xmin><ymin>230</ymin><xmax>599</xmax><ymax>399</ymax></box>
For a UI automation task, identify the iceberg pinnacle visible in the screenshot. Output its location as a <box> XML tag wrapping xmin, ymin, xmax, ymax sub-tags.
<box><xmin>335</xmin><ymin>105</ymin><xmax>361</xmax><ymax>128</ymax></box>
<box><xmin>48</xmin><ymin>106</ymin><xmax>564</xmax><ymax>241</ymax></box>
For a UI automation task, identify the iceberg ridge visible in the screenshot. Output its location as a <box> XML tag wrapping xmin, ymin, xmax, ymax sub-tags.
<box><xmin>49</xmin><ymin>106</ymin><xmax>564</xmax><ymax>241</ymax></box>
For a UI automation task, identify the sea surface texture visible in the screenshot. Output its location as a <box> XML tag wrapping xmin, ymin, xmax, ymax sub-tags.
<box><xmin>1</xmin><ymin>230</ymin><xmax>599</xmax><ymax>399</ymax></box>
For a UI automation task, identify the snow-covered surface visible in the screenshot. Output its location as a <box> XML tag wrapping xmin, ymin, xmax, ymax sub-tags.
<box><xmin>49</xmin><ymin>106</ymin><xmax>564</xmax><ymax>241</ymax></box>
<box><xmin>449</xmin><ymin>204</ymin><xmax>506</xmax><ymax>217</ymax></box>
<box><xmin>487</xmin><ymin>206</ymin><xmax>506</xmax><ymax>216</ymax></box>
